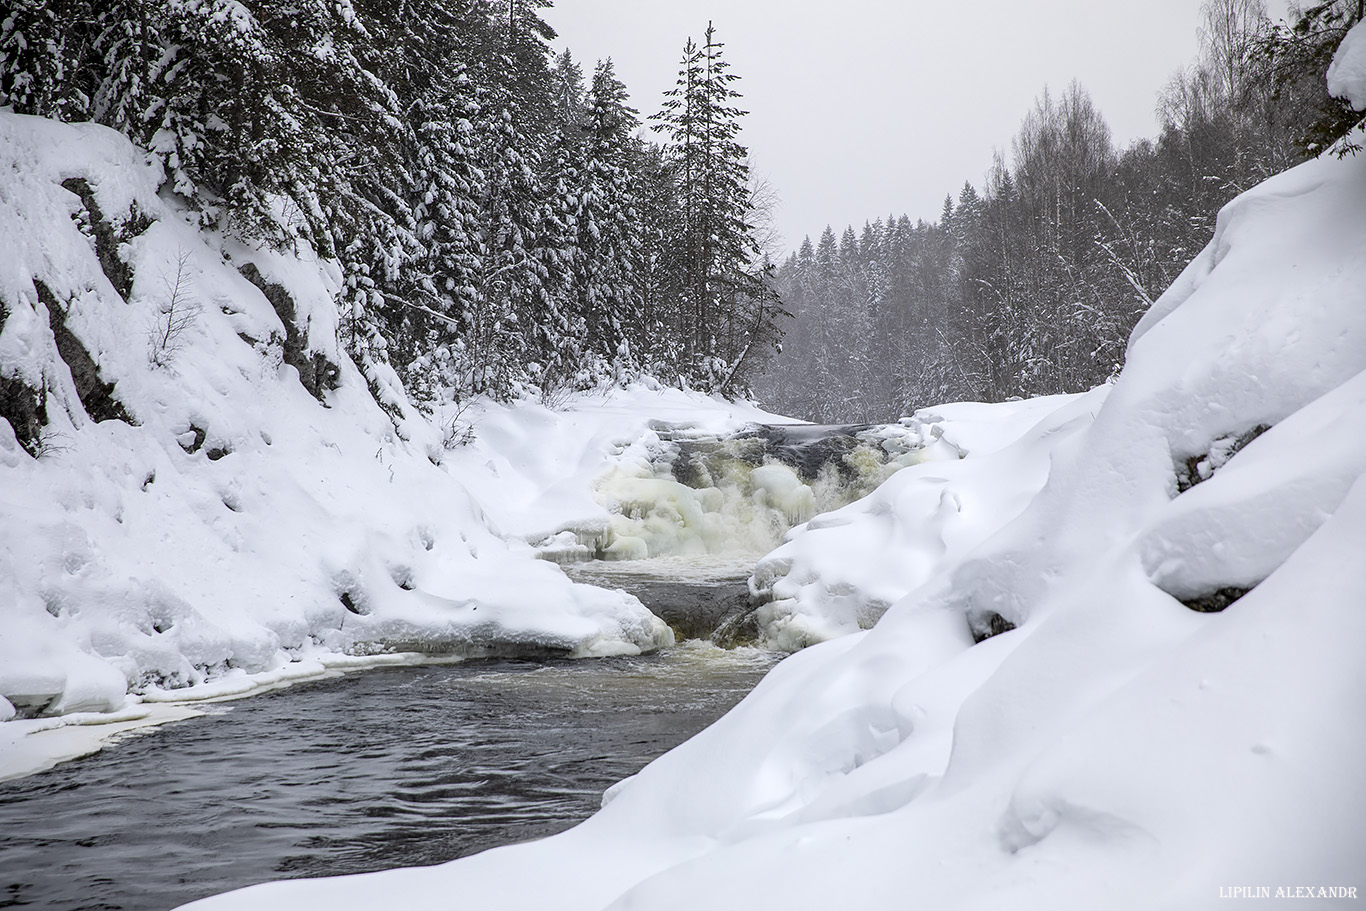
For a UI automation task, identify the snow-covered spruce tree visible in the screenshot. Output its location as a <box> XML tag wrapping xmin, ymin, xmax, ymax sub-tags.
<box><xmin>436</xmin><ymin>0</ymin><xmax>594</xmax><ymax>402</ymax></box>
<box><xmin>569</xmin><ymin>59</ymin><xmax>645</xmax><ymax>375</ymax></box>
<box><xmin>0</xmin><ymin>0</ymin><xmax>94</xmax><ymax>120</ymax></box>
<box><xmin>470</xmin><ymin>93</ymin><xmax>555</xmax><ymax>397</ymax></box>
<box><xmin>651</xmin><ymin>23</ymin><xmax>783</xmax><ymax>394</ymax></box>
<box><xmin>548</xmin><ymin>49</ymin><xmax>587</xmax><ymax>136</ymax></box>
<box><xmin>498</xmin><ymin>0</ymin><xmax>559</xmax><ymax>146</ymax></box>
<box><xmin>836</xmin><ymin>225</ymin><xmax>883</xmax><ymax>419</ymax></box>
<box><xmin>810</xmin><ymin>227</ymin><xmax>851</xmax><ymax>418</ymax></box>
<box><xmin>365</xmin><ymin>3</ymin><xmax>486</xmax><ymax>405</ymax></box>
<box><xmin>859</xmin><ymin>219</ymin><xmax>893</xmax><ymax>396</ymax></box>
<box><xmin>650</xmin><ymin>34</ymin><xmax>705</xmax><ymax>369</ymax></box>
<box><xmin>1258</xmin><ymin>0</ymin><xmax>1366</xmax><ymax>156</ymax></box>
<box><xmin>630</xmin><ymin>142</ymin><xmax>689</xmax><ymax>380</ymax></box>
<box><xmin>534</xmin><ymin>127</ymin><xmax>583</xmax><ymax>394</ymax></box>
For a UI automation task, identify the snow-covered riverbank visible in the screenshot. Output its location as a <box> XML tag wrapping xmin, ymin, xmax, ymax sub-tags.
<box><xmin>183</xmin><ymin>31</ymin><xmax>1366</xmax><ymax>911</ymax></box>
<box><xmin>0</xmin><ymin>110</ymin><xmax>803</xmax><ymax>776</ymax></box>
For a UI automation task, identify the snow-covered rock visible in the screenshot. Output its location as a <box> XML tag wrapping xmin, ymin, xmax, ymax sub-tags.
<box><xmin>182</xmin><ymin>56</ymin><xmax>1366</xmax><ymax>911</ymax></box>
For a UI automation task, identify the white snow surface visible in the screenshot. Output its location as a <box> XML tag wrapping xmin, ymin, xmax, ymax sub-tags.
<box><xmin>1328</xmin><ymin>19</ymin><xmax>1366</xmax><ymax>110</ymax></box>
<box><xmin>183</xmin><ymin>92</ymin><xmax>1366</xmax><ymax>909</ymax></box>
<box><xmin>0</xmin><ymin>113</ymin><xmax>799</xmax><ymax>775</ymax></box>
<box><xmin>750</xmin><ymin>391</ymin><xmax>1100</xmax><ymax>650</ymax></box>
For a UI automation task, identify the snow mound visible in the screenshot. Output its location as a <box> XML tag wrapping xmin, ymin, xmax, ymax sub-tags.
<box><xmin>749</xmin><ymin>392</ymin><xmax>1098</xmax><ymax>649</ymax></box>
<box><xmin>1328</xmin><ymin>19</ymin><xmax>1366</xmax><ymax>110</ymax></box>
<box><xmin>0</xmin><ymin>114</ymin><xmax>819</xmax><ymax>753</ymax></box>
<box><xmin>181</xmin><ymin>78</ymin><xmax>1366</xmax><ymax>910</ymax></box>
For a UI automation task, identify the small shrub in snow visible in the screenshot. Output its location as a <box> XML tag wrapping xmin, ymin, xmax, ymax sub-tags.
<box><xmin>147</xmin><ymin>251</ymin><xmax>202</xmax><ymax>369</ymax></box>
<box><xmin>441</xmin><ymin>399</ymin><xmax>478</xmax><ymax>450</ymax></box>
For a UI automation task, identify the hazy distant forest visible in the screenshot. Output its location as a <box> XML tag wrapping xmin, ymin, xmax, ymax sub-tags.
<box><xmin>758</xmin><ymin>0</ymin><xmax>1366</xmax><ymax>421</ymax></box>
<box><xmin>0</xmin><ymin>0</ymin><xmax>1361</xmax><ymax>421</ymax></box>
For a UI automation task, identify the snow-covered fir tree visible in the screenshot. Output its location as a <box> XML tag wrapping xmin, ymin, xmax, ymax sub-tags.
<box><xmin>0</xmin><ymin>1</ymin><xmax>786</xmax><ymax>406</ymax></box>
<box><xmin>571</xmin><ymin>60</ymin><xmax>644</xmax><ymax>372</ymax></box>
<box><xmin>652</xmin><ymin>22</ymin><xmax>783</xmax><ymax>393</ymax></box>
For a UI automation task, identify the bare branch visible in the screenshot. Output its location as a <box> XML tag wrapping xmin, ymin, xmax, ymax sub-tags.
<box><xmin>148</xmin><ymin>249</ymin><xmax>202</xmax><ymax>368</ymax></box>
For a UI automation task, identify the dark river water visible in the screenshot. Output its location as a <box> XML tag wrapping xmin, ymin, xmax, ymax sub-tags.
<box><xmin>0</xmin><ymin>622</ymin><xmax>778</xmax><ymax>911</ymax></box>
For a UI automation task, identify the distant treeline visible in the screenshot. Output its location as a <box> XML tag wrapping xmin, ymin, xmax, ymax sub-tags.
<box><xmin>0</xmin><ymin>2</ymin><xmax>781</xmax><ymax>403</ymax></box>
<box><xmin>757</xmin><ymin>0</ymin><xmax>1365</xmax><ymax>422</ymax></box>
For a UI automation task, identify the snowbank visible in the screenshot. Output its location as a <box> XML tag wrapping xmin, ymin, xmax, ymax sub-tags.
<box><xmin>183</xmin><ymin>69</ymin><xmax>1366</xmax><ymax>910</ymax></box>
<box><xmin>0</xmin><ymin>113</ymin><xmax>800</xmax><ymax>772</ymax></box>
<box><xmin>750</xmin><ymin>391</ymin><xmax>1100</xmax><ymax>649</ymax></box>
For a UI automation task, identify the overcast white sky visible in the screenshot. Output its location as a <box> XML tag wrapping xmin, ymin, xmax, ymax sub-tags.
<box><xmin>546</xmin><ymin>0</ymin><xmax>1292</xmax><ymax>255</ymax></box>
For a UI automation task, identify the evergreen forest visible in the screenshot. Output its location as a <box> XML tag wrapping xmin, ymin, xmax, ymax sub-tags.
<box><xmin>2</xmin><ymin>0</ymin><xmax>1362</xmax><ymax>423</ymax></box>
<box><xmin>0</xmin><ymin>1</ymin><xmax>781</xmax><ymax>407</ymax></box>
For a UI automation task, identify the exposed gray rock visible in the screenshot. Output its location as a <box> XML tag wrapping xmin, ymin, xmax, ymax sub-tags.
<box><xmin>0</xmin><ymin>372</ymin><xmax>47</xmax><ymax>456</ymax></box>
<box><xmin>60</xmin><ymin>177</ymin><xmax>151</xmax><ymax>301</ymax></box>
<box><xmin>238</xmin><ymin>263</ymin><xmax>341</xmax><ymax>402</ymax></box>
<box><xmin>36</xmin><ymin>280</ymin><xmax>131</xmax><ymax>424</ymax></box>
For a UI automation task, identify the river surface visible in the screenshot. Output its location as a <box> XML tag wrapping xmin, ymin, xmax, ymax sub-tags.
<box><xmin>0</xmin><ymin>564</ymin><xmax>779</xmax><ymax>911</ymax></box>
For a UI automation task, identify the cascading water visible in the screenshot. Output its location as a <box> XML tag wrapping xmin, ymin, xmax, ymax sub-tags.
<box><xmin>537</xmin><ymin>419</ymin><xmax>960</xmax><ymax>644</ymax></box>
<box><xmin>538</xmin><ymin>419</ymin><xmax>951</xmax><ymax>563</ymax></box>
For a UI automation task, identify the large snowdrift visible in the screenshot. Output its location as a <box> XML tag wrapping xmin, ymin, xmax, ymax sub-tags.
<box><xmin>0</xmin><ymin>112</ymin><xmax>801</xmax><ymax>776</ymax></box>
<box><xmin>185</xmin><ymin>73</ymin><xmax>1366</xmax><ymax>910</ymax></box>
<box><xmin>749</xmin><ymin>391</ymin><xmax>1101</xmax><ymax>650</ymax></box>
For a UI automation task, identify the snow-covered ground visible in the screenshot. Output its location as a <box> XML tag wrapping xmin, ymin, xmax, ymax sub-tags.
<box><xmin>0</xmin><ymin>110</ymin><xmax>802</xmax><ymax>778</ymax></box>
<box><xmin>182</xmin><ymin>32</ymin><xmax>1366</xmax><ymax>911</ymax></box>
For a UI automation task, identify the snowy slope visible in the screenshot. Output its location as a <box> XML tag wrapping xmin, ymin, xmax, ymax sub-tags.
<box><xmin>0</xmin><ymin>113</ymin><xmax>799</xmax><ymax>776</ymax></box>
<box><xmin>184</xmin><ymin>54</ymin><xmax>1366</xmax><ymax>911</ymax></box>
